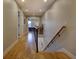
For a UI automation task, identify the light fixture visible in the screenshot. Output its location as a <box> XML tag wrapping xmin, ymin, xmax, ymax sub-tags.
<box><xmin>25</xmin><ymin>9</ymin><xmax>28</xmax><ymax>12</ymax></box>
<box><xmin>39</xmin><ymin>9</ymin><xmax>42</xmax><ymax>12</ymax></box>
<box><xmin>44</xmin><ymin>0</ymin><xmax>47</xmax><ymax>2</ymax></box>
<box><xmin>22</xmin><ymin>0</ymin><xmax>24</xmax><ymax>2</ymax></box>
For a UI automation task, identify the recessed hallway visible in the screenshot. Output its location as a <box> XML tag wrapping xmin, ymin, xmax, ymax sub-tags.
<box><xmin>3</xmin><ymin>0</ymin><xmax>76</xmax><ymax>59</ymax></box>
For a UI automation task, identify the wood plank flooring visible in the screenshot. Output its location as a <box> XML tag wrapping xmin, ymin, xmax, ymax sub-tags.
<box><xmin>4</xmin><ymin>32</ymin><xmax>71</xmax><ymax>59</ymax></box>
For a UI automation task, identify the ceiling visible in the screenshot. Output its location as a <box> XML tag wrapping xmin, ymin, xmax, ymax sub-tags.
<box><xmin>15</xmin><ymin>0</ymin><xmax>55</xmax><ymax>17</ymax></box>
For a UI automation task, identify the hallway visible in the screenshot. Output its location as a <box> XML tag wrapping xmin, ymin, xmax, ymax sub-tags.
<box><xmin>28</xmin><ymin>30</ymin><xmax>38</xmax><ymax>53</ymax></box>
<box><xmin>3</xmin><ymin>0</ymin><xmax>76</xmax><ymax>59</ymax></box>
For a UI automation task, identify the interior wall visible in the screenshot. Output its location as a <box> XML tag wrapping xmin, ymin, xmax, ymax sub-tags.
<box><xmin>3</xmin><ymin>0</ymin><xmax>25</xmax><ymax>52</ymax></box>
<box><xmin>23</xmin><ymin>17</ymin><xmax>28</xmax><ymax>34</ymax></box>
<box><xmin>18</xmin><ymin>9</ymin><xmax>25</xmax><ymax>36</ymax></box>
<box><xmin>28</xmin><ymin>17</ymin><xmax>41</xmax><ymax>27</ymax></box>
<box><xmin>41</xmin><ymin>0</ymin><xmax>76</xmax><ymax>55</ymax></box>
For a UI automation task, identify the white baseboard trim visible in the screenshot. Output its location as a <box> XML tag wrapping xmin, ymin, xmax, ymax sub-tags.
<box><xmin>3</xmin><ymin>39</ymin><xmax>20</xmax><ymax>57</ymax></box>
<box><xmin>3</xmin><ymin>32</ymin><xmax>27</xmax><ymax>57</ymax></box>
<box><xmin>57</xmin><ymin>48</ymin><xmax>76</xmax><ymax>59</ymax></box>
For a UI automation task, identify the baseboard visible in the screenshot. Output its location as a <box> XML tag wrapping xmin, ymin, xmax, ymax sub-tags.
<box><xmin>3</xmin><ymin>32</ymin><xmax>28</xmax><ymax>57</ymax></box>
<box><xmin>57</xmin><ymin>48</ymin><xmax>75</xmax><ymax>59</ymax></box>
<box><xmin>18</xmin><ymin>31</ymin><xmax>28</xmax><ymax>39</ymax></box>
<box><xmin>3</xmin><ymin>38</ymin><xmax>20</xmax><ymax>57</ymax></box>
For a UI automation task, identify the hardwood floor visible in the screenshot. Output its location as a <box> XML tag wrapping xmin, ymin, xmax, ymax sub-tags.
<box><xmin>33</xmin><ymin>52</ymin><xmax>71</xmax><ymax>59</ymax></box>
<box><xmin>3</xmin><ymin>32</ymin><xmax>71</xmax><ymax>59</ymax></box>
<box><xmin>27</xmin><ymin>31</ymin><xmax>37</xmax><ymax>53</ymax></box>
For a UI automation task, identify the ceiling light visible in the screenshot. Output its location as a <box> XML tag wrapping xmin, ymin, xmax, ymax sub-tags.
<box><xmin>44</xmin><ymin>0</ymin><xmax>47</xmax><ymax>2</ymax></box>
<box><xmin>39</xmin><ymin>9</ymin><xmax>42</xmax><ymax>12</ymax></box>
<box><xmin>22</xmin><ymin>0</ymin><xmax>24</xmax><ymax>2</ymax></box>
<box><xmin>25</xmin><ymin>9</ymin><xmax>28</xmax><ymax>12</ymax></box>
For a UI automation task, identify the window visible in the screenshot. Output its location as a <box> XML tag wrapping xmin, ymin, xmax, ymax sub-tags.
<box><xmin>28</xmin><ymin>20</ymin><xmax>32</xmax><ymax>27</ymax></box>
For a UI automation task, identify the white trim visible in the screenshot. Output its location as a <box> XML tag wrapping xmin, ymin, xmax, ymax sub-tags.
<box><xmin>3</xmin><ymin>39</ymin><xmax>20</xmax><ymax>57</ymax></box>
<box><xmin>57</xmin><ymin>48</ymin><xmax>75</xmax><ymax>59</ymax></box>
<box><xmin>3</xmin><ymin>32</ymin><xmax>27</xmax><ymax>57</ymax></box>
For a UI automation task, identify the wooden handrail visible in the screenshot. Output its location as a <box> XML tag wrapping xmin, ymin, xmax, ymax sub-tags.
<box><xmin>43</xmin><ymin>26</ymin><xmax>66</xmax><ymax>50</ymax></box>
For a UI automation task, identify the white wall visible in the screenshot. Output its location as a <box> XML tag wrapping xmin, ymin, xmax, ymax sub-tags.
<box><xmin>23</xmin><ymin>17</ymin><xmax>28</xmax><ymax>34</ymax></box>
<box><xmin>28</xmin><ymin>17</ymin><xmax>40</xmax><ymax>27</ymax></box>
<box><xmin>18</xmin><ymin>9</ymin><xmax>25</xmax><ymax>36</ymax></box>
<box><xmin>3</xmin><ymin>0</ymin><xmax>25</xmax><ymax>52</ymax></box>
<box><xmin>41</xmin><ymin>0</ymin><xmax>75</xmax><ymax>55</ymax></box>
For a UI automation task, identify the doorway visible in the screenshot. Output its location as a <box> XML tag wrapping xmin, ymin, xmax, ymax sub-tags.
<box><xmin>27</xmin><ymin>17</ymin><xmax>38</xmax><ymax>52</ymax></box>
